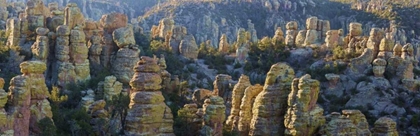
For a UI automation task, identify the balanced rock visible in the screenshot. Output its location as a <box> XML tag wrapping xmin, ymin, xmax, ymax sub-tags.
<box><xmin>113</xmin><ymin>25</ymin><xmax>136</xmax><ymax>48</ymax></box>
<box><xmin>100</xmin><ymin>13</ymin><xmax>128</xmax><ymax>33</ymax></box>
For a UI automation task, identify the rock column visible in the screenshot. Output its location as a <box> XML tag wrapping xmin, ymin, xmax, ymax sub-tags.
<box><xmin>111</xmin><ymin>25</ymin><xmax>140</xmax><ymax>84</ymax></box>
<box><xmin>284</xmin><ymin>74</ymin><xmax>326</xmax><ymax>136</ymax></box>
<box><xmin>237</xmin><ymin>84</ymin><xmax>263</xmax><ymax>136</ymax></box>
<box><xmin>125</xmin><ymin>56</ymin><xmax>174</xmax><ymax>136</ymax></box>
<box><xmin>199</xmin><ymin>96</ymin><xmax>226</xmax><ymax>136</ymax></box>
<box><xmin>285</xmin><ymin>21</ymin><xmax>298</xmax><ymax>46</ymax></box>
<box><xmin>249</xmin><ymin>63</ymin><xmax>295</xmax><ymax>135</ymax></box>
<box><xmin>226</xmin><ymin>75</ymin><xmax>251</xmax><ymax>131</ymax></box>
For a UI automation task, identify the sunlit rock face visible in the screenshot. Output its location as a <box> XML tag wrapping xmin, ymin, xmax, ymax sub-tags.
<box><xmin>226</xmin><ymin>75</ymin><xmax>251</xmax><ymax>132</ymax></box>
<box><xmin>199</xmin><ymin>96</ymin><xmax>226</xmax><ymax>136</ymax></box>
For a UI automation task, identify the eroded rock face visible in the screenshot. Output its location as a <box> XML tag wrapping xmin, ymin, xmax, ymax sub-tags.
<box><xmin>372</xmin><ymin>117</ymin><xmax>399</xmax><ymax>136</ymax></box>
<box><xmin>237</xmin><ymin>84</ymin><xmax>263</xmax><ymax>136</ymax></box>
<box><xmin>125</xmin><ymin>56</ymin><xmax>174</xmax><ymax>136</ymax></box>
<box><xmin>200</xmin><ymin>96</ymin><xmax>226</xmax><ymax>136</ymax></box>
<box><xmin>226</xmin><ymin>75</ymin><xmax>251</xmax><ymax>131</ymax></box>
<box><xmin>377</xmin><ymin>38</ymin><xmax>394</xmax><ymax>60</ymax></box>
<box><xmin>249</xmin><ymin>63</ymin><xmax>295</xmax><ymax>135</ymax></box>
<box><xmin>284</xmin><ymin>74</ymin><xmax>325</xmax><ymax>136</ymax></box>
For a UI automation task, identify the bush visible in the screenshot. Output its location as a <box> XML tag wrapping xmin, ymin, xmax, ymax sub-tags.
<box><xmin>37</xmin><ymin>117</ymin><xmax>57</xmax><ymax>136</ymax></box>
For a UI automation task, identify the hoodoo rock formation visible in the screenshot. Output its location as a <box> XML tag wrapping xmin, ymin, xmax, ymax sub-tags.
<box><xmin>125</xmin><ymin>56</ymin><xmax>174</xmax><ymax>136</ymax></box>
<box><xmin>249</xmin><ymin>63</ymin><xmax>295</xmax><ymax>135</ymax></box>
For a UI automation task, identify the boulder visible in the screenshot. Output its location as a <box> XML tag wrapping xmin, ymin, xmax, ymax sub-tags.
<box><xmin>113</xmin><ymin>26</ymin><xmax>136</xmax><ymax>48</ymax></box>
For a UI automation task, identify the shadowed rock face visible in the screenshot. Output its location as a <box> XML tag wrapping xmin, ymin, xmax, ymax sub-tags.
<box><xmin>125</xmin><ymin>56</ymin><xmax>174</xmax><ymax>136</ymax></box>
<box><xmin>249</xmin><ymin>63</ymin><xmax>295</xmax><ymax>136</ymax></box>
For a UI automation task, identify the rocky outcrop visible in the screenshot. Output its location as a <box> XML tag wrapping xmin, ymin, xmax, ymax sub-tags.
<box><xmin>226</xmin><ymin>75</ymin><xmax>251</xmax><ymax>131</ymax></box>
<box><xmin>372</xmin><ymin>58</ymin><xmax>387</xmax><ymax>77</ymax></box>
<box><xmin>179</xmin><ymin>35</ymin><xmax>199</xmax><ymax>60</ymax></box>
<box><xmin>88</xmin><ymin>100</ymin><xmax>109</xmax><ymax>136</ymax></box>
<box><xmin>347</xmin><ymin>48</ymin><xmax>374</xmax><ymax>77</ymax></box>
<box><xmin>31</xmin><ymin>27</ymin><xmax>50</xmax><ymax>63</ymax></box>
<box><xmin>237</xmin><ymin>84</ymin><xmax>263</xmax><ymax>136</ymax></box>
<box><xmin>319</xmin><ymin>110</ymin><xmax>371</xmax><ymax>135</ymax></box>
<box><xmin>167</xmin><ymin>25</ymin><xmax>184</xmax><ymax>49</ymax></box>
<box><xmin>125</xmin><ymin>56</ymin><xmax>174</xmax><ymax>136</ymax></box>
<box><xmin>177</xmin><ymin>104</ymin><xmax>200</xmax><ymax>135</ymax></box>
<box><xmin>218</xmin><ymin>34</ymin><xmax>230</xmax><ymax>54</ymax></box>
<box><xmin>70</xmin><ymin>27</ymin><xmax>91</xmax><ymax>82</ymax></box>
<box><xmin>99</xmin><ymin>13</ymin><xmax>128</xmax><ymax>68</ymax></box>
<box><xmin>0</xmin><ymin>77</ymin><xmax>13</xmax><ymax>135</ymax></box>
<box><xmin>377</xmin><ymin>38</ymin><xmax>394</xmax><ymax>60</ymax></box>
<box><xmin>8</xmin><ymin>61</ymin><xmax>53</xmax><ymax>135</ymax></box>
<box><xmin>97</xmin><ymin>76</ymin><xmax>123</xmax><ymax>101</ymax></box>
<box><xmin>100</xmin><ymin>13</ymin><xmax>128</xmax><ymax>34</ymax></box>
<box><xmin>88</xmin><ymin>30</ymin><xmax>103</xmax><ymax>73</ymax></box>
<box><xmin>325</xmin><ymin>30</ymin><xmax>341</xmax><ymax>49</ymax></box>
<box><xmin>64</xmin><ymin>3</ymin><xmax>84</xmax><ymax>30</ymax></box>
<box><xmin>372</xmin><ymin>117</ymin><xmax>399</xmax><ymax>136</ymax></box>
<box><xmin>272</xmin><ymin>27</ymin><xmax>284</xmax><ymax>45</ymax></box>
<box><xmin>111</xmin><ymin>25</ymin><xmax>140</xmax><ymax>84</ymax></box>
<box><xmin>235</xmin><ymin>28</ymin><xmax>250</xmax><ymax>64</ymax></box>
<box><xmin>284</xmin><ymin>74</ymin><xmax>325</xmax><ymax>136</ymax></box>
<box><xmin>213</xmin><ymin>74</ymin><xmax>233</xmax><ymax>115</ymax></box>
<box><xmin>199</xmin><ymin>96</ymin><xmax>226</xmax><ymax>136</ymax></box>
<box><xmin>54</xmin><ymin>25</ymin><xmax>76</xmax><ymax>88</ymax></box>
<box><xmin>249</xmin><ymin>63</ymin><xmax>295</xmax><ymax>135</ymax></box>
<box><xmin>193</xmin><ymin>89</ymin><xmax>213</xmax><ymax>107</ymax></box>
<box><xmin>285</xmin><ymin>21</ymin><xmax>298</xmax><ymax>46</ymax></box>
<box><xmin>366</xmin><ymin>28</ymin><xmax>385</xmax><ymax>57</ymax></box>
